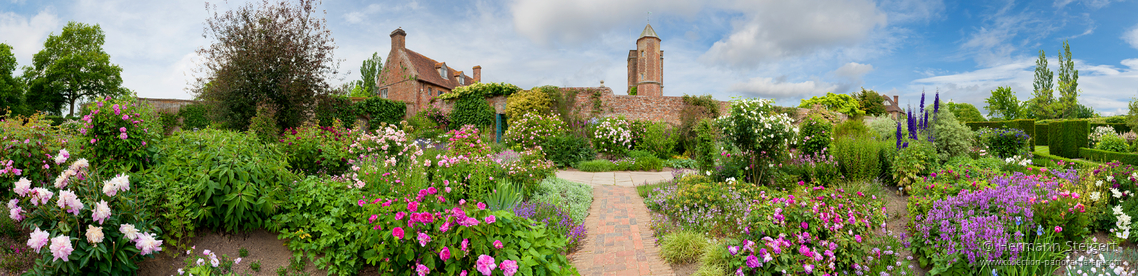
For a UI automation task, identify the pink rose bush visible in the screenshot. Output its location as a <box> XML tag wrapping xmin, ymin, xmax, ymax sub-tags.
<box><xmin>502</xmin><ymin>113</ymin><xmax>565</xmax><ymax>151</ymax></box>
<box><xmin>7</xmin><ymin>156</ymin><xmax>163</xmax><ymax>275</ymax></box>
<box><xmin>79</xmin><ymin>96</ymin><xmax>161</xmax><ymax>171</ymax></box>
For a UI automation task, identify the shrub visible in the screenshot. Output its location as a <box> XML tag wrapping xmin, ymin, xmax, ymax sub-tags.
<box><xmin>9</xmin><ymin>157</ymin><xmax>164</xmax><ymax>275</ymax></box>
<box><xmin>79</xmin><ymin>97</ymin><xmax>162</xmax><ymax>171</ymax></box>
<box><xmin>928</xmin><ymin>106</ymin><xmax>974</xmax><ymax>162</ymax></box>
<box><xmin>634</xmin><ymin>121</ymin><xmax>675</xmax><ymax>159</ymax></box>
<box><xmin>1097</xmin><ymin>133</ymin><xmax>1129</xmax><ymax>153</ymax></box>
<box><xmin>576</xmin><ymin>159</ymin><xmax>613</xmax><ymax>172</ymax></box>
<box><xmin>158</xmin><ymin>111</ymin><xmax>179</xmax><ymax>135</ymax></box>
<box><xmin>248</xmin><ymin>103</ymin><xmax>280</xmax><ymax>143</ymax></box>
<box><xmin>484</xmin><ymin>180</ymin><xmax>524</xmax><ymax>211</ymax></box>
<box><xmin>634</xmin><ymin>155</ymin><xmax>664</xmax><ymax>171</ymax></box>
<box><xmin>354</xmin><ymin>96</ymin><xmax>405</xmax><ymax>131</ymax></box>
<box><xmin>867</xmin><ymin>115</ymin><xmax>902</xmax><ymax>141</ymax></box>
<box><xmin>1049</xmin><ymin>120</ymin><xmax>1089</xmax><ymax>159</ymax></box>
<box><xmin>543</xmin><ymin>133</ymin><xmax>594</xmax><ymax>168</ymax></box>
<box><xmin>504</xmin><ymin>88</ymin><xmax>551</xmax><ymax>124</ymax></box>
<box><xmin>1090</xmin><ymin>126</ymin><xmax>1119</xmax><ymax>148</ymax></box>
<box><xmin>513</xmin><ymin>201</ymin><xmax>587</xmax><ymax>251</ymax></box>
<box><xmin>833</xmin><ymin>134</ymin><xmax>883</xmax><ymax>181</ymax></box>
<box><xmin>449</xmin><ymin>95</ymin><xmax>494</xmax><ymax>130</ymax></box>
<box><xmin>718</xmin><ymin>98</ymin><xmax>795</xmax><ymax>179</ymax></box>
<box><xmin>279</xmin><ymin>122</ymin><xmax>356</xmax><ymax>176</ymax></box>
<box><xmin>315</xmin><ymin>94</ymin><xmax>358</xmax><ymax>127</ymax></box>
<box><xmin>797</xmin><ymin>92</ymin><xmax>864</xmax><ymax>117</ymax></box>
<box><xmin>503</xmin><ymin>113</ymin><xmax>564</xmax><ymax>151</ymax></box>
<box><xmin>692</xmin><ymin>119</ymin><xmax>719</xmax><ymax>171</ymax></box>
<box><xmin>270</xmin><ymin>176</ymin><xmax>367</xmax><ymax>275</ymax></box>
<box><xmin>0</xmin><ymin>114</ymin><xmax>80</xmax><ymax>197</ymax></box>
<box><xmin>677</xmin><ymin>95</ymin><xmax>720</xmax><ymax>156</ymax></box>
<box><xmin>780</xmin><ymin>152</ymin><xmax>840</xmax><ymax>186</ymax></box>
<box><xmin>833</xmin><ymin>118</ymin><xmax>870</xmax><ymax>138</ymax></box>
<box><xmin>664</xmin><ymin>157</ymin><xmax>697</xmax><ymax>169</ymax></box>
<box><xmin>893</xmin><ymin>140</ymin><xmax>937</xmax><ymax>192</ymax></box>
<box><xmin>178</xmin><ymin>103</ymin><xmax>210</xmax><ymax>130</ymax></box>
<box><xmin>141</xmin><ymin>129</ymin><xmax>296</xmax><ymax>248</ymax></box>
<box><xmin>361</xmin><ymin>187</ymin><xmax>576</xmax><ymax>275</ymax></box>
<box><xmin>798</xmin><ymin>115</ymin><xmax>832</xmax><ymax>155</ymax></box>
<box><xmin>591</xmin><ymin>117</ymin><xmax>633</xmax><ymax>157</ymax></box>
<box><xmin>405</xmin><ymin>113</ymin><xmax>442</xmax><ymax>140</ymax></box>
<box><xmin>438</xmin><ymin>82</ymin><xmax>521</xmax><ymax>99</ymax></box>
<box><xmin>659</xmin><ymin>231</ymin><xmax>707</xmax><ymax>264</ymax></box>
<box><xmin>529</xmin><ymin>177</ymin><xmax>593</xmax><ymax>224</ymax></box>
<box><xmin>977</xmin><ymin>127</ymin><xmax>1032</xmax><ymax>159</ymax></box>
<box><xmin>444</xmin><ymin>124</ymin><xmax>493</xmax><ymax>158</ymax></box>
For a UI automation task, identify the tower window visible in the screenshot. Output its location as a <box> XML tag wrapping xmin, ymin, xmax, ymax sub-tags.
<box><xmin>640</xmin><ymin>50</ymin><xmax>644</xmax><ymax>57</ymax></box>
<box><xmin>380</xmin><ymin>88</ymin><xmax>388</xmax><ymax>99</ymax></box>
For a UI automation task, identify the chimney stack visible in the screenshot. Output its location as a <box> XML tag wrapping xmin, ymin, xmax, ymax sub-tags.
<box><xmin>390</xmin><ymin>28</ymin><xmax>406</xmax><ymax>50</ymax></box>
<box><xmin>473</xmin><ymin>65</ymin><xmax>482</xmax><ymax>83</ymax></box>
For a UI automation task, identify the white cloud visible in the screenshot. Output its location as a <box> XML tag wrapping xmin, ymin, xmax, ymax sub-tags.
<box><xmin>729</xmin><ymin>76</ymin><xmax>838</xmax><ymax>99</ymax></box>
<box><xmin>509</xmin><ymin>0</ymin><xmax>702</xmax><ymax>45</ymax></box>
<box><xmin>834</xmin><ymin>62</ymin><xmax>875</xmax><ymax>79</ymax></box>
<box><xmin>1123</xmin><ymin>23</ymin><xmax>1138</xmax><ymax>50</ymax></box>
<box><xmin>1122</xmin><ymin>59</ymin><xmax>1138</xmax><ymax>69</ymax></box>
<box><xmin>1055</xmin><ymin>0</ymin><xmax>1121</xmax><ymax>9</ymax></box>
<box><xmin>0</xmin><ymin>9</ymin><xmax>61</xmax><ymax>67</ymax></box>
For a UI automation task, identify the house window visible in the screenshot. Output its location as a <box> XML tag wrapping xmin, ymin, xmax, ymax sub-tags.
<box><xmin>458</xmin><ymin>77</ymin><xmax>464</xmax><ymax>85</ymax></box>
<box><xmin>428</xmin><ymin>87</ymin><xmax>433</xmax><ymax>96</ymax></box>
<box><xmin>439</xmin><ymin>90</ymin><xmax>445</xmax><ymax>96</ymax></box>
<box><xmin>439</xmin><ymin>67</ymin><xmax>446</xmax><ymax>78</ymax></box>
<box><xmin>380</xmin><ymin>88</ymin><xmax>388</xmax><ymax>99</ymax></box>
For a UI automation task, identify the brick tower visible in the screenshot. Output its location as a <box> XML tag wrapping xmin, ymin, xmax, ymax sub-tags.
<box><xmin>627</xmin><ymin>24</ymin><xmax>663</xmax><ymax>97</ymax></box>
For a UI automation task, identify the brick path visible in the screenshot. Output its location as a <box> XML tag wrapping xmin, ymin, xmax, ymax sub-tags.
<box><xmin>561</xmin><ymin>170</ymin><xmax>676</xmax><ymax>276</ymax></box>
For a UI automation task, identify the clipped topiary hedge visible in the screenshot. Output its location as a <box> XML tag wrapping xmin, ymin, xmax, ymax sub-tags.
<box><xmin>1079</xmin><ymin>147</ymin><xmax>1138</xmax><ymax>166</ymax></box>
<box><xmin>1035</xmin><ymin>123</ymin><xmax>1049</xmax><ymax>145</ymax></box>
<box><xmin>1048</xmin><ymin>120</ymin><xmax>1088</xmax><ymax>159</ymax></box>
<box><xmin>354</xmin><ymin>96</ymin><xmax>405</xmax><ymax>130</ymax></box>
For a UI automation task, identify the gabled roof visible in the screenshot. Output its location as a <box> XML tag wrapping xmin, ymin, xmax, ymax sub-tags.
<box><xmin>402</xmin><ymin>49</ymin><xmax>474</xmax><ymax>90</ymax></box>
<box><xmin>639</xmin><ymin>24</ymin><xmax>658</xmax><ymax>39</ymax></box>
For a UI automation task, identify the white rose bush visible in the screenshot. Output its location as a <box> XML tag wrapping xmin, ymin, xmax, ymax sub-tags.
<box><xmin>716</xmin><ymin>97</ymin><xmax>797</xmax><ymax>182</ymax></box>
<box><xmin>7</xmin><ymin>152</ymin><xmax>163</xmax><ymax>274</ymax></box>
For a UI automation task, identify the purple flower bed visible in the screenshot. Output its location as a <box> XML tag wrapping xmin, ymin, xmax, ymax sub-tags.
<box><xmin>513</xmin><ymin>201</ymin><xmax>587</xmax><ymax>251</ymax></box>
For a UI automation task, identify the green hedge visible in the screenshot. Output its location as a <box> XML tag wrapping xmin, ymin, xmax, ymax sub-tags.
<box><xmin>1033</xmin><ymin>148</ymin><xmax>1099</xmax><ymax>168</ymax></box>
<box><xmin>1090</xmin><ymin>123</ymin><xmax>1131</xmax><ymax>135</ymax></box>
<box><xmin>315</xmin><ymin>95</ymin><xmax>358</xmax><ymax>127</ymax></box>
<box><xmin>354</xmin><ymin>97</ymin><xmax>406</xmax><ymax>130</ymax></box>
<box><xmin>1035</xmin><ymin>123</ymin><xmax>1049</xmax><ymax>145</ymax></box>
<box><xmin>1048</xmin><ymin>120</ymin><xmax>1089</xmax><ymax>159</ymax></box>
<box><xmin>1079</xmin><ymin>147</ymin><xmax>1138</xmax><ymax>166</ymax></box>
<box><xmin>965</xmin><ymin>119</ymin><xmax>1036</xmax><ymax>148</ymax></box>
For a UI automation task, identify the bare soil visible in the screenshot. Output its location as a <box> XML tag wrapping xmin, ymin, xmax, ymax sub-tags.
<box><xmin>670</xmin><ymin>262</ymin><xmax>698</xmax><ymax>276</ymax></box>
<box><xmin>877</xmin><ymin>184</ymin><xmax>929</xmax><ymax>276</ymax></box>
<box><xmin>137</xmin><ymin>229</ymin><xmax>325</xmax><ymax>276</ymax></box>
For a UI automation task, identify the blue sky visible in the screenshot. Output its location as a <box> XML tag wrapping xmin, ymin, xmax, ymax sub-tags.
<box><xmin>2</xmin><ymin>0</ymin><xmax>1138</xmax><ymax>116</ymax></box>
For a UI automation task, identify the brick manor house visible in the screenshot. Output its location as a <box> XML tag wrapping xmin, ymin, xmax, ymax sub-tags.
<box><xmin>376</xmin><ymin>28</ymin><xmax>480</xmax><ymax>115</ymax></box>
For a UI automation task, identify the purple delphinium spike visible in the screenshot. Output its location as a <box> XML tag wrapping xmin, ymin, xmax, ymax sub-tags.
<box><xmin>919</xmin><ymin>92</ymin><xmax>926</xmax><ymax>112</ymax></box>
<box><xmin>896</xmin><ymin>121</ymin><xmax>903</xmax><ymax>149</ymax></box>
<box><xmin>933</xmin><ymin>92</ymin><xmax>940</xmax><ymax>115</ymax></box>
<box><xmin>923</xmin><ymin>112</ymin><xmax>929</xmax><ymax>131</ymax></box>
<box><xmin>907</xmin><ymin>109</ymin><xmax>917</xmax><ymax>140</ymax></box>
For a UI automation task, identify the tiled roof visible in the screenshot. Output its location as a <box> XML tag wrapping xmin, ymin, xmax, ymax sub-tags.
<box><xmin>640</xmin><ymin>24</ymin><xmax>658</xmax><ymax>39</ymax></box>
<box><xmin>402</xmin><ymin>49</ymin><xmax>474</xmax><ymax>90</ymax></box>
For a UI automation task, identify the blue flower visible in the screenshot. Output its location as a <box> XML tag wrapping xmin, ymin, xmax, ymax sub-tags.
<box><xmin>1015</xmin><ymin>216</ymin><xmax>1022</xmax><ymax>226</ymax></box>
<box><xmin>1036</xmin><ymin>225</ymin><xmax>1043</xmax><ymax>236</ymax></box>
<box><xmin>991</xmin><ymin>269</ymin><xmax>998</xmax><ymax>276</ymax></box>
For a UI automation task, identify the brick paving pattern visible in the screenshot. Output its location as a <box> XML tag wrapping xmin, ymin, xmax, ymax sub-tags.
<box><xmin>564</xmin><ymin>170</ymin><xmax>675</xmax><ymax>276</ymax></box>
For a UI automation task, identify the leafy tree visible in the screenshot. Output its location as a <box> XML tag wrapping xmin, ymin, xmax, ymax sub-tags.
<box><xmin>945</xmin><ymin>102</ymin><xmax>985</xmax><ymax>122</ymax></box>
<box><xmin>349</xmin><ymin>52</ymin><xmax>382</xmax><ymax>98</ymax></box>
<box><xmin>23</xmin><ymin>22</ymin><xmax>124</xmax><ymax>116</ymax></box>
<box><xmin>1127</xmin><ymin>97</ymin><xmax>1138</xmax><ymax>132</ymax></box>
<box><xmin>1056</xmin><ymin>40</ymin><xmax>1080</xmax><ymax>118</ymax></box>
<box><xmin>193</xmin><ymin>0</ymin><xmax>341</xmax><ymax>131</ymax></box>
<box><xmin>798</xmin><ymin>92</ymin><xmax>863</xmax><ymax>117</ymax></box>
<box><xmin>853</xmin><ymin>88</ymin><xmax>886</xmax><ymax>116</ymax></box>
<box><xmin>1027</xmin><ymin>49</ymin><xmax>1058</xmax><ymax>119</ymax></box>
<box><xmin>984</xmin><ymin>86</ymin><xmax>1020</xmax><ymax>120</ymax></box>
<box><xmin>0</xmin><ymin>43</ymin><xmax>24</xmax><ymax>115</ymax></box>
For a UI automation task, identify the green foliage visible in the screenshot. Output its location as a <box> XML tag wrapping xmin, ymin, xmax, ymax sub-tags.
<box><xmin>1048</xmin><ymin>120</ymin><xmax>1089</xmax><ymax>159</ymax></box>
<box><xmin>664</xmin><ymin>158</ymin><xmax>697</xmax><ymax>169</ymax></box>
<box><xmin>893</xmin><ymin>141</ymin><xmax>936</xmax><ymax>193</ymax></box>
<box><xmin>575</xmin><ymin>159</ymin><xmax>614</xmax><ymax>172</ymax></box>
<box><xmin>543</xmin><ymin>133</ymin><xmax>595</xmax><ymax>168</ymax></box>
<box><xmin>248</xmin><ymin>104</ymin><xmax>280</xmax><ymax>143</ymax></box>
<box><xmin>718</xmin><ymin>97</ymin><xmax>795</xmax><ymax>181</ymax></box>
<box><xmin>0</xmin><ymin>43</ymin><xmax>24</xmax><ymax>115</ymax></box>
<box><xmin>659</xmin><ymin>231</ymin><xmax>708</xmax><ymax>264</ymax></box>
<box><xmin>279</xmin><ymin>122</ymin><xmax>355</xmax><ymax>176</ymax></box>
<box><xmin>1057</xmin><ymin>40</ymin><xmax>1080</xmax><ymax>119</ymax></box>
<box><xmin>436</xmin><ymin>82</ymin><xmax>521</xmax><ymax>100</ymax></box>
<box><xmin>484</xmin><ymin>180</ymin><xmax>524</xmax><ymax>211</ymax></box>
<box><xmin>634</xmin><ymin>121</ymin><xmax>675</xmax><ymax>159</ymax></box>
<box><xmin>928</xmin><ymin>106</ymin><xmax>974</xmax><ymax>162</ymax></box>
<box><xmin>1090</xmin><ymin>123</ymin><xmax>1131</xmax><ymax>135</ymax></box>
<box><xmin>0</xmin><ymin>114</ymin><xmax>81</xmax><ymax>196</ymax></box>
<box><xmin>195</xmin><ymin>0</ymin><xmax>340</xmax><ymax>131</ymax></box>
<box><xmin>945</xmin><ymin>102</ymin><xmax>986</xmax><ymax>122</ymax></box>
<box><xmin>798</xmin><ymin>115</ymin><xmax>832</xmax><ymax>155</ymax></box>
<box><xmin>867</xmin><ymin>115</ymin><xmax>902</xmax><ymax>141</ymax></box>
<box><xmin>352</xmin><ymin>52</ymin><xmax>382</xmax><ymax>97</ymax></box>
<box><xmin>677</xmin><ymin>94</ymin><xmax>720</xmax><ymax>156</ymax></box>
<box><xmin>449</xmin><ymin>95</ymin><xmax>494</xmax><ymax>130</ymax></box>
<box><xmin>853</xmin><ymin>88</ymin><xmax>886</xmax><ymax>116</ymax></box>
<box><xmin>1095</xmin><ymin>134</ymin><xmax>1128</xmax><ymax>153</ymax></box>
<box><xmin>405</xmin><ymin>113</ymin><xmax>442</xmax><ymax>140</ymax></box>
<box><xmin>833</xmin><ymin>118</ymin><xmax>871</xmax><ymax>138</ymax></box>
<box><xmin>693</xmin><ymin>240</ymin><xmax>731</xmax><ymax>276</ymax></box>
<box><xmin>834</xmin><ymin>135</ymin><xmax>884</xmax><ymax>181</ymax></box>
<box><xmin>504</xmin><ymin>88</ymin><xmax>551</xmax><ymax>124</ymax></box>
<box><xmin>23</xmin><ymin>21</ymin><xmax>125</xmax><ymax>116</ymax></box>
<box><xmin>178</xmin><ymin>103</ymin><xmax>211</xmax><ymax>130</ymax></box>
<box><xmin>270</xmin><ymin>176</ymin><xmax>367</xmax><ymax>275</ymax></box>
<box><xmin>591</xmin><ymin>116</ymin><xmax>633</xmax><ymax>157</ymax></box>
<box><xmin>693</xmin><ymin>119</ymin><xmax>719</xmax><ymax>171</ymax></box>
<box><xmin>354</xmin><ymin>96</ymin><xmax>405</xmax><ymax>131</ymax></box>
<box><xmin>797</xmin><ymin>92</ymin><xmax>864</xmax><ymax>117</ymax></box>
<box><xmin>503</xmin><ymin>112</ymin><xmax>564</xmax><ymax>151</ymax></box>
<box><xmin>966</xmin><ymin>119</ymin><xmax>1036</xmax><ymax>149</ymax></box>
<box><xmin>530</xmin><ymin>177</ymin><xmax>593</xmax><ymax>224</ymax></box>
<box><xmin>1127</xmin><ymin>97</ymin><xmax>1138</xmax><ymax>134</ymax></box>
<box><xmin>985</xmin><ymin>86</ymin><xmax>1021</xmax><ymax>120</ymax></box>
<box><xmin>977</xmin><ymin>127</ymin><xmax>1032</xmax><ymax>159</ymax></box>
<box><xmin>141</xmin><ymin>129</ymin><xmax>296</xmax><ymax>249</ymax></box>
<box><xmin>1080</xmin><ymin>148</ymin><xmax>1138</xmax><ymax>165</ymax></box>
<box><xmin>81</xmin><ymin>97</ymin><xmax>162</xmax><ymax>171</ymax></box>
<box><xmin>315</xmin><ymin>95</ymin><xmax>358</xmax><ymax>127</ymax></box>
<box><xmin>681</xmin><ymin>94</ymin><xmax>721</xmax><ymax>118</ymax></box>
<box><xmin>158</xmin><ymin>112</ymin><xmax>179</xmax><ymax>135</ymax></box>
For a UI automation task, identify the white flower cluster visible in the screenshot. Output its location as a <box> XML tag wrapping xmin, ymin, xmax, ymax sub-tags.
<box><xmin>1003</xmin><ymin>155</ymin><xmax>1032</xmax><ymax>167</ymax></box>
<box><xmin>1112</xmin><ymin>205</ymin><xmax>1132</xmax><ymax>240</ymax></box>
<box><xmin>718</xmin><ymin>98</ymin><xmax>796</xmax><ymax>153</ymax></box>
<box><xmin>592</xmin><ymin>117</ymin><xmax>632</xmax><ymax>154</ymax></box>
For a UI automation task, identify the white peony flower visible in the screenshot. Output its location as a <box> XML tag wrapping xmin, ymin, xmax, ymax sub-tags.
<box><xmin>86</xmin><ymin>225</ymin><xmax>104</xmax><ymax>244</ymax></box>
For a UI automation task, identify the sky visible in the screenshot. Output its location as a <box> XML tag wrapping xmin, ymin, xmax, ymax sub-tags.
<box><xmin>2</xmin><ymin>0</ymin><xmax>1138</xmax><ymax>116</ymax></box>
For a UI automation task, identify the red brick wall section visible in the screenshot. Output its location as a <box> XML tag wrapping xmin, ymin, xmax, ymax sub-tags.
<box><xmin>137</xmin><ymin>98</ymin><xmax>199</xmax><ymax>114</ymax></box>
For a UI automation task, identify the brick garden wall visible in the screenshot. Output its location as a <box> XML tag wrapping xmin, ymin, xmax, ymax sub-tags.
<box><xmin>431</xmin><ymin>86</ymin><xmax>729</xmax><ymax>126</ymax></box>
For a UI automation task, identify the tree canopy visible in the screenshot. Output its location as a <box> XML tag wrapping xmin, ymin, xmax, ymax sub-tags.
<box><xmin>22</xmin><ymin>22</ymin><xmax>124</xmax><ymax>116</ymax></box>
<box><xmin>984</xmin><ymin>86</ymin><xmax>1020</xmax><ymax>120</ymax></box>
<box><xmin>193</xmin><ymin>0</ymin><xmax>341</xmax><ymax>131</ymax></box>
<box><xmin>853</xmin><ymin>88</ymin><xmax>886</xmax><ymax>116</ymax></box>
<box><xmin>945</xmin><ymin>102</ymin><xmax>985</xmax><ymax>122</ymax></box>
<box><xmin>0</xmin><ymin>43</ymin><xmax>24</xmax><ymax>115</ymax></box>
<box><xmin>349</xmin><ymin>52</ymin><xmax>382</xmax><ymax>98</ymax></box>
<box><xmin>798</xmin><ymin>92</ymin><xmax>864</xmax><ymax>117</ymax></box>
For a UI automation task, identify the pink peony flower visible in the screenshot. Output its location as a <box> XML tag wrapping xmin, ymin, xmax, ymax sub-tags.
<box><xmin>392</xmin><ymin>227</ymin><xmax>405</xmax><ymax>240</ymax></box>
<box><xmin>500</xmin><ymin>260</ymin><xmax>518</xmax><ymax>276</ymax></box>
<box><xmin>27</xmin><ymin>227</ymin><xmax>49</xmax><ymax>253</ymax></box>
<box><xmin>29</xmin><ymin>188</ymin><xmax>53</xmax><ymax>206</ymax></box>
<box><xmin>49</xmin><ymin>235</ymin><xmax>74</xmax><ymax>261</ymax></box>
<box><xmin>13</xmin><ymin>178</ymin><xmax>31</xmax><ymax>197</ymax></box>
<box><xmin>476</xmin><ymin>255</ymin><xmax>496</xmax><ymax>275</ymax></box>
<box><xmin>408</xmin><ymin>201</ymin><xmax>420</xmax><ymax>212</ymax></box>
<box><xmin>395</xmin><ymin>212</ymin><xmax>406</xmax><ymax>220</ymax></box>
<box><xmin>56</xmin><ymin>190</ymin><xmax>84</xmax><ymax>215</ymax></box>
<box><xmin>8</xmin><ymin>206</ymin><xmax>23</xmax><ymax>222</ymax></box>
<box><xmin>493</xmin><ymin>240</ymin><xmax>503</xmax><ymax>249</ymax></box>
<box><xmin>427</xmin><ymin>187</ymin><xmax>437</xmax><ymax>195</ymax></box>
<box><xmin>86</xmin><ymin>225</ymin><xmax>104</xmax><ymax>244</ymax></box>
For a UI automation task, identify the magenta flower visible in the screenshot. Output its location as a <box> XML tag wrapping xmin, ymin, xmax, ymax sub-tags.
<box><xmin>416</xmin><ymin>263</ymin><xmax>430</xmax><ymax>276</ymax></box>
<box><xmin>485</xmin><ymin>215</ymin><xmax>496</xmax><ymax>224</ymax></box>
<box><xmin>392</xmin><ymin>227</ymin><xmax>405</xmax><ymax>240</ymax></box>
<box><xmin>1054</xmin><ymin>226</ymin><xmax>1063</xmax><ymax>233</ymax></box>
<box><xmin>493</xmin><ymin>240</ymin><xmax>503</xmax><ymax>249</ymax></box>
<box><xmin>476</xmin><ymin>255</ymin><xmax>496</xmax><ymax>275</ymax></box>
<box><xmin>461</xmin><ymin>239</ymin><xmax>470</xmax><ymax>252</ymax></box>
<box><xmin>746</xmin><ymin>254</ymin><xmax>759</xmax><ymax>268</ymax></box>
<box><xmin>854</xmin><ymin>234</ymin><xmax>862</xmax><ymax>243</ymax></box>
<box><xmin>395</xmin><ymin>212</ymin><xmax>406</xmax><ymax>220</ymax></box>
<box><xmin>477</xmin><ymin>202</ymin><xmax>487</xmax><ymax>210</ymax></box>
<box><xmin>418</xmin><ymin>232</ymin><xmax>431</xmax><ymax>247</ymax></box>
<box><xmin>358</xmin><ymin>199</ymin><xmax>366</xmax><ymax>207</ymax></box>
<box><xmin>500</xmin><ymin>260</ymin><xmax>518</xmax><ymax>276</ymax></box>
<box><xmin>369</xmin><ymin>214</ymin><xmax>378</xmax><ymax>223</ymax></box>
<box><xmin>800</xmin><ymin>222</ymin><xmax>808</xmax><ymax>230</ymax></box>
<box><xmin>409</xmin><ymin>201</ymin><xmax>420</xmax><ymax>212</ymax></box>
<box><xmin>427</xmin><ymin>187</ymin><xmax>437</xmax><ymax>195</ymax></box>
<box><xmin>461</xmin><ymin>271</ymin><xmax>467</xmax><ymax>276</ymax></box>
<box><xmin>440</xmin><ymin>246</ymin><xmax>451</xmax><ymax>261</ymax></box>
